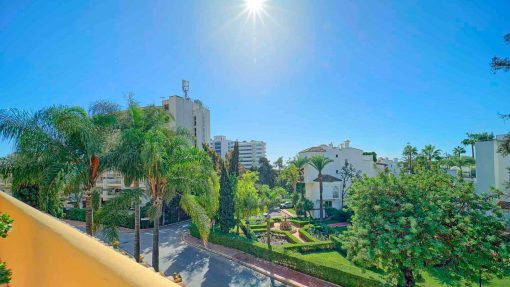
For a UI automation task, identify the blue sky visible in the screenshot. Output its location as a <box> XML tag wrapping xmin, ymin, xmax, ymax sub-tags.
<box><xmin>1</xmin><ymin>0</ymin><xmax>509</xmax><ymax>162</ymax></box>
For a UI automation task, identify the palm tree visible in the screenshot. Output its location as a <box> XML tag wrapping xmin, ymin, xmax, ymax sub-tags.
<box><xmin>0</xmin><ymin>104</ymin><xmax>117</xmax><ymax>235</ymax></box>
<box><xmin>421</xmin><ymin>144</ymin><xmax>441</xmax><ymax>168</ymax></box>
<box><xmin>308</xmin><ymin>155</ymin><xmax>333</xmax><ymax>221</ymax></box>
<box><xmin>402</xmin><ymin>143</ymin><xmax>418</xmax><ymax>173</ymax></box>
<box><xmin>103</xmin><ymin>99</ymin><xmax>167</xmax><ymax>262</ymax></box>
<box><xmin>141</xmin><ymin>127</ymin><xmax>218</xmax><ymax>271</ymax></box>
<box><xmin>290</xmin><ymin>156</ymin><xmax>309</xmax><ymax>199</ymax></box>
<box><xmin>453</xmin><ymin>146</ymin><xmax>466</xmax><ymax>158</ymax></box>
<box><xmin>463</xmin><ymin>132</ymin><xmax>495</xmax><ymax>158</ymax></box>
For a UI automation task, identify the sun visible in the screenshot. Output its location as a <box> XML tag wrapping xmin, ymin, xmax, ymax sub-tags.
<box><xmin>245</xmin><ymin>0</ymin><xmax>265</xmax><ymax>16</ymax></box>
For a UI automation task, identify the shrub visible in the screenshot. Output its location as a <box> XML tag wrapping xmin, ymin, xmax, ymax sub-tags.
<box><xmin>289</xmin><ymin>218</ymin><xmax>310</xmax><ymax>227</ymax></box>
<box><xmin>330</xmin><ymin>235</ymin><xmax>343</xmax><ymax>252</ymax></box>
<box><xmin>64</xmin><ymin>208</ymin><xmax>86</xmax><ymax>222</ymax></box>
<box><xmin>189</xmin><ymin>224</ymin><xmax>384</xmax><ymax>287</ymax></box>
<box><xmin>279</xmin><ymin>220</ymin><xmax>292</xmax><ymax>231</ymax></box>
<box><xmin>325</xmin><ymin>207</ymin><xmax>353</xmax><ymax>222</ymax></box>
<box><xmin>299</xmin><ymin>224</ymin><xmax>320</xmax><ymax>242</ymax></box>
<box><xmin>272</xmin><ymin>229</ymin><xmax>301</xmax><ymax>244</ymax></box>
<box><xmin>283</xmin><ymin>241</ymin><xmax>336</xmax><ymax>253</ymax></box>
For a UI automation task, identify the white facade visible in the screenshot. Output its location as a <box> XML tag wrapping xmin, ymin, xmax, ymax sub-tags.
<box><xmin>475</xmin><ymin>135</ymin><xmax>510</xmax><ymax>219</ymax></box>
<box><xmin>162</xmin><ymin>96</ymin><xmax>211</xmax><ymax>148</ymax></box>
<box><xmin>299</xmin><ymin>140</ymin><xmax>398</xmax><ymax>218</ymax></box>
<box><xmin>209</xmin><ymin>136</ymin><xmax>267</xmax><ymax>169</ymax></box>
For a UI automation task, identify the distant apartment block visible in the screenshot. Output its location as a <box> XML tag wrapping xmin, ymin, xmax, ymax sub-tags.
<box><xmin>162</xmin><ymin>95</ymin><xmax>210</xmax><ymax>148</ymax></box>
<box><xmin>210</xmin><ymin>135</ymin><xmax>267</xmax><ymax>169</ymax></box>
<box><xmin>475</xmin><ymin>135</ymin><xmax>510</xmax><ymax>218</ymax></box>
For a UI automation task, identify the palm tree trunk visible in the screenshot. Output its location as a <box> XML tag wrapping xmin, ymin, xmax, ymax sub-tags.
<box><xmin>471</xmin><ymin>144</ymin><xmax>475</xmax><ymax>159</ymax></box>
<box><xmin>319</xmin><ymin>172</ymin><xmax>323</xmax><ymax>222</ymax></box>
<box><xmin>85</xmin><ymin>190</ymin><xmax>93</xmax><ymax>235</ymax></box>
<box><xmin>152</xmin><ymin>200</ymin><xmax>161</xmax><ymax>272</ymax></box>
<box><xmin>133</xmin><ymin>180</ymin><xmax>141</xmax><ymax>263</ymax></box>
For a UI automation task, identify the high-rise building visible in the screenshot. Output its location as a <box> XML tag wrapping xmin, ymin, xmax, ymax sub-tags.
<box><xmin>209</xmin><ymin>135</ymin><xmax>267</xmax><ymax>169</ymax></box>
<box><xmin>162</xmin><ymin>95</ymin><xmax>210</xmax><ymax>148</ymax></box>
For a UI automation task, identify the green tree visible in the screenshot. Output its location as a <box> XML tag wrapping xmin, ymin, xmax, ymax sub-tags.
<box><xmin>278</xmin><ymin>164</ymin><xmax>299</xmax><ymax>205</ymax></box>
<box><xmin>308</xmin><ymin>155</ymin><xmax>333</xmax><ymax>221</ymax></box>
<box><xmin>203</xmin><ymin>142</ymin><xmax>221</xmax><ymax>173</ymax></box>
<box><xmin>235</xmin><ymin>171</ymin><xmax>259</xmax><ymax>234</ymax></box>
<box><xmin>337</xmin><ymin>160</ymin><xmax>361</xmax><ymax>209</ymax></box>
<box><xmin>402</xmin><ymin>143</ymin><xmax>418</xmax><ymax>173</ymax></box>
<box><xmin>257</xmin><ymin>157</ymin><xmax>276</xmax><ymax>187</ymax></box>
<box><xmin>0</xmin><ymin>104</ymin><xmax>118</xmax><ymax>235</ymax></box>
<box><xmin>0</xmin><ymin>213</ymin><xmax>13</xmax><ymax>284</ymax></box>
<box><xmin>491</xmin><ymin>33</ymin><xmax>510</xmax><ymax>72</ymax></box>
<box><xmin>274</xmin><ymin>156</ymin><xmax>284</xmax><ymax>171</ymax></box>
<box><xmin>290</xmin><ymin>156</ymin><xmax>309</xmax><ymax>199</ymax></box>
<box><xmin>227</xmin><ymin>141</ymin><xmax>240</xmax><ymax>177</ymax></box>
<box><xmin>453</xmin><ymin>146</ymin><xmax>466</xmax><ymax>158</ymax></box>
<box><xmin>462</xmin><ymin>132</ymin><xmax>494</xmax><ymax>158</ymax></box>
<box><xmin>218</xmin><ymin>162</ymin><xmax>235</xmax><ymax>233</ymax></box>
<box><xmin>103</xmin><ymin>99</ymin><xmax>166</xmax><ymax>262</ymax></box>
<box><xmin>421</xmin><ymin>144</ymin><xmax>441</xmax><ymax>168</ymax></box>
<box><xmin>341</xmin><ymin>169</ymin><xmax>509</xmax><ymax>287</ymax></box>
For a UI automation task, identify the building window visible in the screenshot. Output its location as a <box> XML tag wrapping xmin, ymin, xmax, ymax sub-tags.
<box><xmin>336</xmin><ymin>154</ymin><xmax>338</xmax><ymax>158</ymax></box>
<box><xmin>336</xmin><ymin>170</ymin><xmax>339</xmax><ymax>174</ymax></box>
<box><xmin>163</xmin><ymin>104</ymin><xmax>169</xmax><ymax>111</ymax></box>
<box><xmin>324</xmin><ymin>200</ymin><xmax>333</xmax><ymax>208</ymax></box>
<box><xmin>333</xmin><ymin>187</ymin><xmax>339</xmax><ymax>198</ymax></box>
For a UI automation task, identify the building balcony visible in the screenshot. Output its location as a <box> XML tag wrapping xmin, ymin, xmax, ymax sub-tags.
<box><xmin>0</xmin><ymin>191</ymin><xmax>178</xmax><ymax>287</ymax></box>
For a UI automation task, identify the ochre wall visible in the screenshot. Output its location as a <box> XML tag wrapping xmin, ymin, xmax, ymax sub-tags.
<box><xmin>0</xmin><ymin>192</ymin><xmax>175</xmax><ymax>287</ymax></box>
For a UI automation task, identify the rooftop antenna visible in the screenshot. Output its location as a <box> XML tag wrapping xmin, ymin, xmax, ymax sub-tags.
<box><xmin>182</xmin><ymin>80</ymin><xmax>190</xmax><ymax>99</ymax></box>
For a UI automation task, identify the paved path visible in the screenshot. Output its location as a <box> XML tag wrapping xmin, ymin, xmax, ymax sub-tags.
<box><xmin>66</xmin><ymin>220</ymin><xmax>287</xmax><ymax>287</ymax></box>
<box><xmin>183</xmin><ymin>232</ymin><xmax>340</xmax><ymax>287</ymax></box>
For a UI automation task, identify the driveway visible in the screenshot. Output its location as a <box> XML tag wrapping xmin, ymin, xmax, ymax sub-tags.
<box><xmin>72</xmin><ymin>221</ymin><xmax>286</xmax><ymax>287</ymax></box>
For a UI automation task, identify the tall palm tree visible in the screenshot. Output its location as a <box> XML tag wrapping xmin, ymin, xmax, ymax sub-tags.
<box><xmin>453</xmin><ymin>146</ymin><xmax>466</xmax><ymax>158</ymax></box>
<box><xmin>141</xmin><ymin>127</ymin><xmax>218</xmax><ymax>271</ymax></box>
<box><xmin>103</xmin><ymin>100</ymin><xmax>167</xmax><ymax>262</ymax></box>
<box><xmin>0</xmin><ymin>104</ymin><xmax>117</xmax><ymax>235</ymax></box>
<box><xmin>463</xmin><ymin>132</ymin><xmax>494</xmax><ymax>158</ymax></box>
<box><xmin>308</xmin><ymin>155</ymin><xmax>333</xmax><ymax>221</ymax></box>
<box><xmin>291</xmin><ymin>156</ymin><xmax>309</xmax><ymax>199</ymax></box>
<box><xmin>421</xmin><ymin>144</ymin><xmax>441</xmax><ymax>168</ymax></box>
<box><xmin>402</xmin><ymin>143</ymin><xmax>418</xmax><ymax>173</ymax></box>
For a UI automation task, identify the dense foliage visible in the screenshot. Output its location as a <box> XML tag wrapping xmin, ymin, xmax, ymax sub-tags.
<box><xmin>341</xmin><ymin>168</ymin><xmax>510</xmax><ymax>287</ymax></box>
<box><xmin>218</xmin><ymin>162</ymin><xmax>235</xmax><ymax>233</ymax></box>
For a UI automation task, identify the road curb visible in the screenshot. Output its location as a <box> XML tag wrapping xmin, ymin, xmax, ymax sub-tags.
<box><xmin>181</xmin><ymin>231</ymin><xmax>340</xmax><ymax>287</ymax></box>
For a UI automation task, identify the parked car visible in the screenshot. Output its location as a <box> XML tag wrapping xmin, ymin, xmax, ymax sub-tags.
<box><xmin>280</xmin><ymin>202</ymin><xmax>294</xmax><ymax>209</ymax></box>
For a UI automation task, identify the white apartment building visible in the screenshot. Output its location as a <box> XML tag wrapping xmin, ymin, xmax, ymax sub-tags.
<box><xmin>209</xmin><ymin>135</ymin><xmax>267</xmax><ymax>169</ymax></box>
<box><xmin>162</xmin><ymin>95</ymin><xmax>210</xmax><ymax>148</ymax></box>
<box><xmin>299</xmin><ymin>140</ymin><xmax>398</xmax><ymax>218</ymax></box>
<box><xmin>475</xmin><ymin>135</ymin><xmax>510</xmax><ymax>218</ymax></box>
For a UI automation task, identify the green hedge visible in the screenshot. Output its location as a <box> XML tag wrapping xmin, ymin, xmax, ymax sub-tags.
<box><xmin>289</xmin><ymin>218</ymin><xmax>311</xmax><ymax>227</ymax></box>
<box><xmin>64</xmin><ymin>208</ymin><xmax>86</xmax><ymax>222</ymax></box>
<box><xmin>330</xmin><ymin>235</ymin><xmax>343</xmax><ymax>252</ymax></box>
<box><xmin>271</xmin><ymin>229</ymin><xmax>301</xmax><ymax>244</ymax></box>
<box><xmin>299</xmin><ymin>224</ymin><xmax>320</xmax><ymax>242</ymax></box>
<box><xmin>283</xmin><ymin>241</ymin><xmax>336</xmax><ymax>253</ymax></box>
<box><xmin>190</xmin><ymin>225</ymin><xmax>384</xmax><ymax>287</ymax></box>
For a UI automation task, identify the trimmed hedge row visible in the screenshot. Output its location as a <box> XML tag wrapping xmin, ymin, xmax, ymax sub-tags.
<box><xmin>299</xmin><ymin>224</ymin><xmax>320</xmax><ymax>242</ymax></box>
<box><xmin>289</xmin><ymin>218</ymin><xmax>311</xmax><ymax>227</ymax></box>
<box><xmin>271</xmin><ymin>229</ymin><xmax>301</xmax><ymax>244</ymax></box>
<box><xmin>190</xmin><ymin>225</ymin><xmax>383</xmax><ymax>287</ymax></box>
<box><xmin>283</xmin><ymin>241</ymin><xmax>336</xmax><ymax>253</ymax></box>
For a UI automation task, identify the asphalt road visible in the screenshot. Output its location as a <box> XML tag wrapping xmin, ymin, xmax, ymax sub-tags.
<box><xmin>75</xmin><ymin>220</ymin><xmax>287</xmax><ymax>287</ymax></box>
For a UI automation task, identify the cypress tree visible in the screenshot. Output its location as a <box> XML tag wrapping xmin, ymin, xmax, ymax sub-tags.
<box><xmin>218</xmin><ymin>162</ymin><xmax>235</xmax><ymax>233</ymax></box>
<box><xmin>228</xmin><ymin>141</ymin><xmax>240</xmax><ymax>177</ymax></box>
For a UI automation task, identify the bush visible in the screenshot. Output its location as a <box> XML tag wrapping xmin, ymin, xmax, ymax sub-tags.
<box><xmin>330</xmin><ymin>235</ymin><xmax>344</xmax><ymax>252</ymax></box>
<box><xmin>189</xmin><ymin>224</ymin><xmax>384</xmax><ymax>287</ymax></box>
<box><xmin>283</xmin><ymin>241</ymin><xmax>336</xmax><ymax>253</ymax></box>
<box><xmin>279</xmin><ymin>220</ymin><xmax>292</xmax><ymax>231</ymax></box>
<box><xmin>289</xmin><ymin>218</ymin><xmax>311</xmax><ymax>227</ymax></box>
<box><xmin>272</xmin><ymin>229</ymin><xmax>301</xmax><ymax>244</ymax></box>
<box><xmin>64</xmin><ymin>208</ymin><xmax>86</xmax><ymax>221</ymax></box>
<box><xmin>325</xmin><ymin>207</ymin><xmax>353</xmax><ymax>222</ymax></box>
<box><xmin>299</xmin><ymin>224</ymin><xmax>320</xmax><ymax>242</ymax></box>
